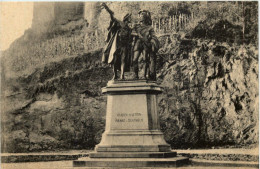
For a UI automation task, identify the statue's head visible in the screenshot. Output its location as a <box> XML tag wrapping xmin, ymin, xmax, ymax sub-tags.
<box><xmin>138</xmin><ymin>10</ymin><xmax>152</xmax><ymax>25</ymax></box>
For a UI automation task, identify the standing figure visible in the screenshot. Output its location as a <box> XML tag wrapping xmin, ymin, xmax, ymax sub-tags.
<box><xmin>132</xmin><ymin>10</ymin><xmax>160</xmax><ymax>80</ymax></box>
<box><xmin>101</xmin><ymin>3</ymin><xmax>132</xmax><ymax>80</ymax></box>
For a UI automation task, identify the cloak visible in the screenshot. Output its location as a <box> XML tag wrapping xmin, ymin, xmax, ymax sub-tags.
<box><xmin>102</xmin><ymin>19</ymin><xmax>119</xmax><ymax>64</ymax></box>
<box><xmin>102</xmin><ymin>18</ymin><xmax>132</xmax><ymax>72</ymax></box>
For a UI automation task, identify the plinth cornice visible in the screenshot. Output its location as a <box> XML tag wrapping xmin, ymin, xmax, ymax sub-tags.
<box><xmin>102</xmin><ymin>80</ymin><xmax>164</xmax><ymax>94</ymax></box>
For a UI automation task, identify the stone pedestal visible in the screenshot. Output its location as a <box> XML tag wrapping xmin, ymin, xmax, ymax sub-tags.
<box><xmin>96</xmin><ymin>80</ymin><xmax>170</xmax><ymax>152</ymax></box>
<box><xmin>73</xmin><ymin>80</ymin><xmax>189</xmax><ymax>168</ymax></box>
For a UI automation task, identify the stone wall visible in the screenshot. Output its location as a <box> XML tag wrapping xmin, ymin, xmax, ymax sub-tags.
<box><xmin>32</xmin><ymin>2</ymin><xmax>84</xmax><ymax>34</ymax></box>
<box><xmin>32</xmin><ymin>2</ymin><xmax>55</xmax><ymax>34</ymax></box>
<box><xmin>54</xmin><ymin>2</ymin><xmax>84</xmax><ymax>25</ymax></box>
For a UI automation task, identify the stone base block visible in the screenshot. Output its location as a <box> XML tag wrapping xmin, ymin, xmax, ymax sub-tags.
<box><xmin>96</xmin><ymin>130</ymin><xmax>171</xmax><ymax>152</ymax></box>
<box><xmin>73</xmin><ymin>156</ymin><xmax>189</xmax><ymax>168</ymax></box>
<box><xmin>89</xmin><ymin>152</ymin><xmax>177</xmax><ymax>158</ymax></box>
<box><xmin>95</xmin><ymin>145</ymin><xmax>171</xmax><ymax>152</ymax></box>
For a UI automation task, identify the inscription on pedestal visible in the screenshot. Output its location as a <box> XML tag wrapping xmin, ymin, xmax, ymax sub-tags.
<box><xmin>109</xmin><ymin>94</ymin><xmax>149</xmax><ymax>130</ymax></box>
<box><xmin>115</xmin><ymin>113</ymin><xmax>144</xmax><ymax>123</ymax></box>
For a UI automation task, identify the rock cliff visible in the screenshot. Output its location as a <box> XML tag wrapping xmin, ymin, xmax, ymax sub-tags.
<box><xmin>158</xmin><ymin>39</ymin><xmax>258</xmax><ymax>148</ymax></box>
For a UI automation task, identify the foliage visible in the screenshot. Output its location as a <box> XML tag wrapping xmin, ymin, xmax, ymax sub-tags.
<box><xmin>191</xmin><ymin>19</ymin><xmax>243</xmax><ymax>44</ymax></box>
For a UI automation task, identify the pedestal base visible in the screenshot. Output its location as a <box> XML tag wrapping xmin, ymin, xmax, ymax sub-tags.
<box><xmin>95</xmin><ymin>129</ymin><xmax>171</xmax><ymax>152</ymax></box>
<box><xmin>73</xmin><ymin>156</ymin><xmax>189</xmax><ymax>168</ymax></box>
<box><xmin>95</xmin><ymin>145</ymin><xmax>171</xmax><ymax>152</ymax></box>
<box><xmin>73</xmin><ymin>80</ymin><xmax>189</xmax><ymax>168</ymax></box>
<box><xmin>89</xmin><ymin>151</ymin><xmax>177</xmax><ymax>158</ymax></box>
<box><xmin>96</xmin><ymin>80</ymin><xmax>171</xmax><ymax>152</ymax></box>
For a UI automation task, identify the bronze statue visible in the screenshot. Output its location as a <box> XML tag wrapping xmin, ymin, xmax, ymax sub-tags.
<box><xmin>132</xmin><ymin>10</ymin><xmax>160</xmax><ymax>81</ymax></box>
<box><xmin>101</xmin><ymin>3</ymin><xmax>132</xmax><ymax>80</ymax></box>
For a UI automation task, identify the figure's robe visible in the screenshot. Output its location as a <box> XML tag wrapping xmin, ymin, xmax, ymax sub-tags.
<box><xmin>102</xmin><ymin>18</ymin><xmax>132</xmax><ymax>72</ymax></box>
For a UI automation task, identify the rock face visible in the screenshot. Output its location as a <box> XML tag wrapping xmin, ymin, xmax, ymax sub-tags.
<box><xmin>2</xmin><ymin>50</ymin><xmax>111</xmax><ymax>152</ymax></box>
<box><xmin>1</xmin><ymin>2</ymin><xmax>258</xmax><ymax>152</ymax></box>
<box><xmin>2</xmin><ymin>42</ymin><xmax>258</xmax><ymax>152</ymax></box>
<box><xmin>158</xmin><ymin>39</ymin><xmax>258</xmax><ymax>148</ymax></box>
<box><xmin>32</xmin><ymin>2</ymin><xmax>55</xmax><ymax>34</ymax></box>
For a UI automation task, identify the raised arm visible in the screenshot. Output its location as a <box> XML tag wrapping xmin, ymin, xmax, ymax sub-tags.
<box><xmin>101</xmin><ymin>3</ymin><xmax>115</xmax><ymax>20</ymax></box>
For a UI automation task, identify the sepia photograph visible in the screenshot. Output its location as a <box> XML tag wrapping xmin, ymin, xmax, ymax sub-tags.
<box><xmin>0</xmin><ymin>1</ymin><xmax>259</xmax><ymax>169</ymax></box>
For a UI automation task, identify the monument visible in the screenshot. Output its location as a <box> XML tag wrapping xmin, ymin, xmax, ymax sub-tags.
<box><xmin>73</xmin><ymin>3</ymin><xmax>189</xmax><ymax>168</ymax></box>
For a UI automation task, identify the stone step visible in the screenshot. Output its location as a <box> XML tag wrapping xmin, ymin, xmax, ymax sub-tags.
<box><xmin>95</xmin><ymin>145</ymin><xmax>171</xmax><ymax>152</ymax></box>
<box><xmin>191</xmin><ymin>159</ymin><xmax>259</xmax><ymax>168</ymax></box>
<box><xmin>73</xmin><ymin>156</ymin><xmax>189</xmax><ymax>168</ymax></box>
<box><xmin>89</xmin><ymin>152</ymin><xmax>177</xmax><ymax>158</ymax></box>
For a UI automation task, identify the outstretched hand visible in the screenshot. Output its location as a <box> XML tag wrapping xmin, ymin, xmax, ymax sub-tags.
<box><xmin>101</xmin><ymin>3</ymin><xmax>107</xmax><ymax>9</ymax></box>
<box><xmin>101</xmin><ymin>3</ymin><xmax>114</xmax><ymax>17</ymax></box>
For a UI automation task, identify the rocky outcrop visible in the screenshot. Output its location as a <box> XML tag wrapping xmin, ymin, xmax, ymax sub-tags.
<box><xmin>158</xmin><ymin>39</ymin><xmax>258</xmax><ymax>148</ymax></box>
<box><xmin>2</xmin><ymin>38</ymin><xmax>258</xmax><ymax>152</ymax></box>
<box><xmin>2</xmin><ymin>50</ymin><xmax>111</xmax><ymax>152</ymax></box>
